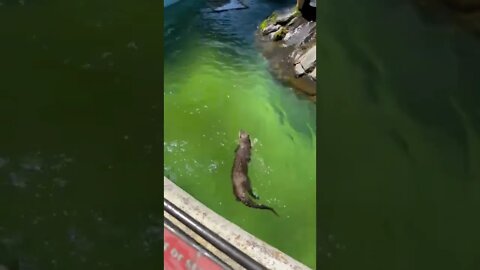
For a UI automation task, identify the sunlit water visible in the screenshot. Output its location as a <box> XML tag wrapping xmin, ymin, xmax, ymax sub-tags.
<box><xmin>164</xmin><ymin>0</ymin><xmax>316</xmax><ymax>268</ymax></box>
<box><xmin>318</xmin><ymin>0</ymin><xmax>480</xmax><ymax>269</ymax></box>
<box><xmin>0</xmin><ymin>1</ymin><xmax>162</xmax><ymax>269</ymax></box>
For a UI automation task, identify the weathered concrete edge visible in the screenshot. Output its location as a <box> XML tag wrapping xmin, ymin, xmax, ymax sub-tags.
<box><xmin>164</xmin><ymin>177</ymin><xmax>311</xmax><ymax>270</ymax></box>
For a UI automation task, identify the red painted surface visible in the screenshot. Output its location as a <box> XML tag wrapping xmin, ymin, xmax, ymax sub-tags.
<box><xmin>164</xmin><ymin>227</ymin><xmax>225</xmax><ymax>270</ymax></box>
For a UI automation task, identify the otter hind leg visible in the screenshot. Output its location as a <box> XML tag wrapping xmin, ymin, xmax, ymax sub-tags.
<box><xmin>246</xmin><ymin>178</ymin><xmax>260</xmax><ymax>200</ymax></box>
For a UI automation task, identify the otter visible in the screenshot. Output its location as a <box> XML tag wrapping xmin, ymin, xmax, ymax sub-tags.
<box><xmin>231</xmin><ymin>130</ymin><xmax>278</xmax><ymax>216</ymax></box>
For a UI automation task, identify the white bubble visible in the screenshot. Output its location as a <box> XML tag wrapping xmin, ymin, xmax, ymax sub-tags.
<box><xmin>208</xmin><ymin>161</ymin><xmax>218</xmax><ymax>173</ymax></box>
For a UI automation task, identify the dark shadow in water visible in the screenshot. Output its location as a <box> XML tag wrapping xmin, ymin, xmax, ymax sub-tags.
<box><xmin>393</xmin><ymin>75</ymin><xmax>471</xmax><ymax>174</ymax></box>
<box><xmin>392</xmin><ymin>3</ymin><xmax>480</xmax><ymax>178</ymax></box>
<box><xmin>317</xmin><ymin>0</ymin><xmax>480</xmax><ymax>269</ymax></box>
<box><xmin>326</xmin><ymin>0</ymin><xmax>480</xmax><ymax>178</ymax></box>
<box><xmin>412</xmin><ymin>0</ymin><xmax>455</xmax><ymax>25</ymax></box>
<box><xmin>387</xmin><ymin>128</ymin><xmax>413</xmax><ymax>160</ymax></box>
<box><xmin>454</xmin><ymin>32</ymin><xmax>480</xmax><ymax>134</ymax></box>
<box><xmin>341</xmin><ymin>43</ymin><xmax>383</xmax><ymax>105</ymax></box>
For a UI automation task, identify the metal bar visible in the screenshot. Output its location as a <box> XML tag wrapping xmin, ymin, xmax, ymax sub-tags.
<box><xmin>164</xmin><ymin>199</ymin><xmax>267</xmax><ymax>270</ymax></box>
<box><xmin>164</xmin><ymin>218</ymin><xmax>232</xmax><ymax>269</ymax></box>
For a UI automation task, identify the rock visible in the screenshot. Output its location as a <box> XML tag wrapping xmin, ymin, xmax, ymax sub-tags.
<box><xmin>291</xmin><ymin>50</ymin><xmax>303</xmax><ymax>64</ymax></box>
<box><xmin>275</xmin><ymin>11</ymin><xmax>297</xmax><ymax>25</ymax></box>
<box><xmin>309</xmin><ymin>67</ymin><xmax>316</xmax><ymax>81</ymax></box>
<box><xmin>285</xmin><ymin>22</ymin><xmax>316</xmax><ymax>47</ymax></box>
<box><xmin>294</xmin><ymin>63</ymin><xmax>306</xmax><ymax>77</ymax></box>
<box><xmin>299</xmin><ymin>45</ymin><xmax>316</xmax><ymax>72</ymax></box>
<box><xmin>287</xmin><ymin>16</ymin><xmax>299</xmax><ymax>27</ymax></box>
<box><xmin>262</xmin><ymin>24</ymin><xmax>281</xmax><ymax>35</ymax></box>
<box><xmin>257</xmin><ymin>5</ymin><xmax>316</xmax><ymax>101</ymax></box>
<box><xmin>284</xmin><ymin>31</ymin><xmax>294</xmax><ymax>41</ymax></box>
<box><xmin>271</xmin><ymin>27</ymin><xmax>288</xmax><ymax>41</ymax></box>
<box><xmin>259</xmin><ymin>12</ymin><xmax>278</xmax><ymax>32</ymax></box>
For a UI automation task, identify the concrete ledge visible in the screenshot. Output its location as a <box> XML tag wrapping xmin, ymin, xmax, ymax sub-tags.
<box><xmin>164</xmin><ymin>177</ymin><xmax>311</xmax><ymax>270</ymax></box>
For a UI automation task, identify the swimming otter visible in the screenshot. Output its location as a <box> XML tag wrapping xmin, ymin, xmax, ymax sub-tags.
<box><xmin>231</xmin><ymin>130</ymin><xmax>278</xmax><ymax>216</ymax></box>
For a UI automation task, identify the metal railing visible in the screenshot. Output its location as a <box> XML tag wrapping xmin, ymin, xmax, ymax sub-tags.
<box><xmin>164</xmin><ymin>199</ymin><xmax>267</xmax><ymax>270</ymax></box>
<box><xmin>164</xmin><ymin>217</ymin><xmax>232</xmax><ymax>269</ymax></box>
<box><xmin>164</xmin><ymin>177</ymin><xmax>311</xmax><ymax>270</ymax></box>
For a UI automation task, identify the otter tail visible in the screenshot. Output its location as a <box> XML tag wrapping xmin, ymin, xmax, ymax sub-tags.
<box><xmin>241</xmin><ymin>198</ymin><xmax>279</xmax><ymax>216</ymax></box>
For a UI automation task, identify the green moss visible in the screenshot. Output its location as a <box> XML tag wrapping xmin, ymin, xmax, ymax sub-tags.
<box><xmin>259</xmin><ymin>12</ymin><xmax>278</xmax><ymax>31</ymax></box>
<box><xmin>273</xmin><ymin>27</ymin><xmax>288</xmax><ymax>41</ymax></box>
<box><xmin>291</xmin><ymin>5</ymin><xmax>302</xmax><ymax>16</ymax></box>
<box><xmin>293</xmin><ymin>9</ymin><xmax>301</xmax><ymax>17</ymax></box>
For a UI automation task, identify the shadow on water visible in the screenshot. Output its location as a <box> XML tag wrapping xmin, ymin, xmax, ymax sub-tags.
<box><xmin>387</xmin><ymin>3</ymin><xmax>480</xmax><ymax>178</ymax></box>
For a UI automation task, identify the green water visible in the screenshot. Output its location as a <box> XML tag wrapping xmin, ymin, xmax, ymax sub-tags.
<box><xmin>318</xmin><ymin>1</ymin><xmax>480</xmax><ymax>269</ymax></box>
<box><xmin>163</xmin><ymin>1</ymin><xmax>317</xmax><ymax>268</ymax></box>
<box><xmin>0</xmin><ymin>1</ymin><xmax>162</xmax><ymax>269</ymax></box>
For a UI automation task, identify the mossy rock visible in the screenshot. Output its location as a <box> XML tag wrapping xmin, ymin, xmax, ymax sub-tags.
<box><xmin>292</xmin><ymin>5</ymin><xmax>301</xmax><ymax>16</ymax></box>
<box><xmin>260</xmin><ymin>12</ymin><xmax>278</xmax><ymax>31</ymax></box>
<box><xmin>293</xmin><ymin>9</ymin><xmax>301</xmax><ymax>17</ymax></box>
<box><xmin>273</xmin><ymin>27</ymin><xmax>288</xmax><ymax>41</ymax></box>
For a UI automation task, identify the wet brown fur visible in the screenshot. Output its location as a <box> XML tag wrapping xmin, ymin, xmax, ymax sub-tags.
<box><xmin>231</xmin><ymin>130</ymin><xmax>278</xmax><ymax>216</ymax></box>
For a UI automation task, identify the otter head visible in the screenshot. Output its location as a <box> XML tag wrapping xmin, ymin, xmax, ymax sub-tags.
<box><xmin>238</xmin><ymin>130</ymin><xmax>249</xmax><ymax>139</ymax></box>
<box><xmin>238</xmin><ymin>130</ymin><xmax>251</xmax><ymax>146</ymax></box>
